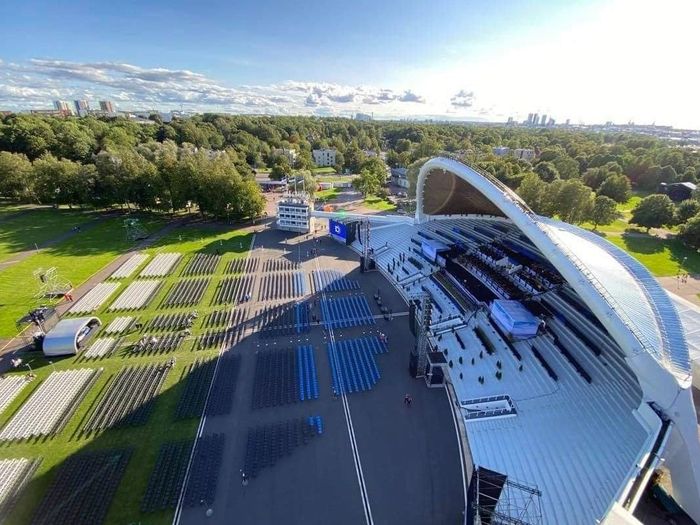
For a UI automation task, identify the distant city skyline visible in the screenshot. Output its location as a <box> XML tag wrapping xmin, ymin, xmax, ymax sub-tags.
<box><xmin>0</xmin><ymin>0</ymin><xmax>698</xmax><ymax>128</ymax></box>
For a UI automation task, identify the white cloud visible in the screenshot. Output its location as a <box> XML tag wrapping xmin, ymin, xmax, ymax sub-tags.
<box><xmin>0</xmin><ymin>59</ymin><xmax>427</xmax><ymax>117</ymax></box>
<box><xmin>451</xmin><ymin>90</ymin><xmax>474</xmax><ymax>108</ymax></box>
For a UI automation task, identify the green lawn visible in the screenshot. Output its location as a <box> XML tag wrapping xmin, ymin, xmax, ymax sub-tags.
<box><xmin>316</xmin><ymin>175</ymin><xmax>357</xmax><ymax>184</ymax></box>
<box><xmin>578</xmin><ymin>192</ymin><xmax>700</xmax><ymax>277</ymax></box>
<box><xmin>605</xmin><ymin>233</ymin><xmax>700</xmax><ymax>276</ymax></box>
<box><xmin>618</xmin><ymin>194</ymin><xmax>643</xmax><ymax>214</ymax></box>
<box><xmin>1</xmin><ymin>223</ymin><xmax>253</xmax><ymax>525</ymax></box>
<box><xmin>311</xmin><ymin>166</ymin><xmax>336</xmax><ymax>175</ymax></box>
<box><xmin>0</xmin><ymin>208</ymin><xmax>98</xmax><ymax>262</ymax></box>
<box><xmin>315</xmin><ymin>188</ymin><xmax>341</xmax><ymax>202</ymax></box>
<box><xmin>0</xmin><ymin>214</ymin><xmax>165</xmax><ymax>338</ymax></box>
<box><xmin>363</xmin><ymin>196</ymin><xmax>397</xmax><ymax>212</ymax></box>
<box><xmin>580</xmin><ymin>218</ymin><xmax>632</xmax><ymax>234</ymax></box>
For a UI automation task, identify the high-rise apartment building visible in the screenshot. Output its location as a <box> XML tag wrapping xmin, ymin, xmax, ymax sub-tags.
<box><xmin>99</xmin><ymin>101</ymin><xmax>115</xmax><ymax>113</ymax></box>
<box><xmin>73</xmin><ymin>100</ymin><xmax>90</xmax><ymax>117</ymax></box>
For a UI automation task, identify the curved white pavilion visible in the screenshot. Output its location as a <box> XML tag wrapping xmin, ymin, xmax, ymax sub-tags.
<box><xmin>351</xmin><ymin>157</ymin><xmax>700</xmax><ymax>524</ymax></box>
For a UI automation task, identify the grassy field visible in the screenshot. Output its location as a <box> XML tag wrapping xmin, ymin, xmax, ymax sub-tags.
<box><xmin>578</xmin><ymin>193</ymin><xmax>700</xmax><ymax>277</ymax></box>
<box><xmin>0</xmin><ymin>223</ymin><xmax>253</xmax><ymax>525</ymax></box>
<box><xmin>363</xmin><ymin>196</ymin><xmax>396</xmax><ymax>212</ymax></box>
<box><xmin>0</xmin><ymin>214</ymin><xmax>166</xmax><ymax>338</ymax></box>
<box><xmin>316</xmin><ymin>174</ymin><xmax>356</xmax><ymax>184</ymax></box>
<box><xmin>0</xmin><ymin>207</ymin><xmax>99</xmax><ymax>263</ymax></box>
<box><xmin>311</xmin><ymin>166</ymin><xmax>336</xmax><ymax>175</ymax></box>
<box><xmin>315</xmin><ymin>188</ymin><xmax>341</xmax><ymax>202</ymax></box>
<box><xmin>605</xmin><ymin>234</ymin><xmax>700</xmax><ymax>276</ymax></box>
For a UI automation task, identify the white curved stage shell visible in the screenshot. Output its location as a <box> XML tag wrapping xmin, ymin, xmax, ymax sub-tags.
<box><xmin>405</xmin><ymin>157</ymin><xmax>700</xmax><ymax>523</ymax></box>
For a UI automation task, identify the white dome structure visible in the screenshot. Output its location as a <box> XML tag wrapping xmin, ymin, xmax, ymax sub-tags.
<box><xmin>351</xmin><ymin>157</ymin><xmax>700</xmax><ymax>524</ymax></box>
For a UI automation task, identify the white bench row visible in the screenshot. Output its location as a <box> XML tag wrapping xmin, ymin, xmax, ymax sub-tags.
<box><xmin>110</xmin><ymin>253</ymin><xmax>149</xmax><ymax>279</ymax></box>
<box><xmin>0</xmin><ymin>369</ymin><xmax>101</xmax><ymax>441</ymax></box>
<box><xmin>0</xmin><ymin>458</ymin><xmax>40</xmax><ymax>515</ymax></box>
<box><xmin>69</xmin><ymin>282</ymin><xmax>121</xmax><ymax>314</ymax></box>
<box><xmin>0</xmin><ymin>376</ymin><xmax>30</xmax><ymax>416</ymax></box>
<box><xmin>103</xmin><ymin>316</ymin><xmax>135</xmax><ymax>334</ymax></box>
<box><xmin>108</xmin><ymin>280</ymin><xmax>162</xmax><ymax>311</ymax></box>
<box><xmin>84</xmin><ymin>338</ymin><xmax>120</xmax><ymax>359</ymax></box>
<box><xmin>139</xmin><ymin>253</ymin><xmax>182</xmax><ymax>277</ymax></box>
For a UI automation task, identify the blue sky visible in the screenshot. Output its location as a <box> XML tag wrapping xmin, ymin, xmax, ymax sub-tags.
<box><xmin>1</xmin><ymin>0</ymin><xmax>698</xmax><ymax>127</ymax></box>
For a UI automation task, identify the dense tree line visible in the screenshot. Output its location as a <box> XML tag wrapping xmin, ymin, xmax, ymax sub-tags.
<box><xmin>1</xmin><ymin>113</ymin><xmax>700</xmax><ymax>226</ymax></box>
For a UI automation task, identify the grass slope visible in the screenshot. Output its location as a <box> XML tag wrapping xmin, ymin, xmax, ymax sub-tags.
<box><xmin>0</xmin><ymin>223</ymin><xmax>253</xmax><ymax>525</ymax></box>
<box><xmin>0</xmin><ymin>215</ymin><xmax>165</xmax><ymax>338</ymax></box>
<box><xmin>0</xmin><ymin>208</ymin><xmax>97</xmax><ymax>262</ymax></box>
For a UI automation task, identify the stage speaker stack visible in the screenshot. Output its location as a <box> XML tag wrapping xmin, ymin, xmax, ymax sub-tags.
<box><xmin>409</xmin><ymin>350</ymin><xmax>419</xmax><ymax>377</ymax></box>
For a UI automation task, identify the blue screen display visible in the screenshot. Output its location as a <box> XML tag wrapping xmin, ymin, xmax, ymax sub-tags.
<box><xmin>329</xmin><ymin>219</ymin><xmax>347</xmax><ymax>243</ymax></box>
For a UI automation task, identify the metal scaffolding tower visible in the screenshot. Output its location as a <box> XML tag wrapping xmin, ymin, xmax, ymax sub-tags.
<box><xmin>33</xmin><ymin>267</ymin><xmax>71</xmax><ymax>300</ymax></box>
<box><xmin>360</xmin><ymin>218</ymin><xmax>373</xmax><ymax>272</ymax></box>
<box><xmin>414</xmin><ymin>293</ymin><xmax>433</xmax><ymax>378</ymax></box>
<box><xmin>471</xmin><ymin>467</ymin><xmax>543</xmax><ymax>525</ymax></box>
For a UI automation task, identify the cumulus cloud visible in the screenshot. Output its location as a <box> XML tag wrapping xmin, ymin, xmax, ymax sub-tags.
<box><xmin>0</xmin><ymin>58</ymin><xmax>428</xmax><ymax>116</ymax></box>
<box><xmin>450</xmin><ymin>89</ymin><xmax>475</xmax><ymax>107</ymax></box>
<box><xmin>398</xmin><ymin>90</ymin><xmax>425</xmax><ymax>103</ymax></box>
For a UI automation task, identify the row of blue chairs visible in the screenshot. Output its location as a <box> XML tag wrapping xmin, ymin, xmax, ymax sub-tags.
<box><xmin>307</xmin><ymin>415</ymin><xmax>323</xmax><ymax>435</ymax></box>
<box><xmin>297</xmin><ymin>345</ymin><xmax>319</xmax><ymax>401</ymax></box>
<box><xmin>295</xmin><ymin>302</ymin><xmax>311</xmax><ymax>333</ymax></box>
<box><xmin>312</xmin><ymin>269</ymin><xmax>360</xmax><ymax>292</ymax></box>
<box><xmin>294</xmin><ymin>271</ymin><xmax>309</xmax><ymax>296</ymax></box>
<box><xmin>326</xmin><ymin>336</ymin><xmax>384</xmax><ymax>395</ymax></box>
<box><xmin>320</xmin><ymin>295</ymin><xmax>375</xmax><ymax>330</ymax></box>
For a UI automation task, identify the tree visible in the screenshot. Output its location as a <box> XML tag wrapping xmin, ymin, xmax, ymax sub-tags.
<box><xmin>332</xmin><ymin>151</ymin><xmax>345</xmax><ymax>173</ymax></box>
<box><xmin>678</xmin><ymin>213</ymin><xmax>700</xmax><ymax>249</ymax></box>
<box><xmin>630</xmin><ymin>194</ymin><xmax>675</xmax><ymax>232</ymax></box>
<box><xmin>395</xmin><ymin>138</ymin><xmax>412</xmax><ymax>153</ymax></box>
<box><xmin>0</xmin><ymin>151</ymin><xmax>33</xmax><ymax>201</ymax></box>
<box><xmin>51</xmin><ymin>120</ymin><xmax>96</xmax><ymax>162</ymax></box>
<box><xmin>269</xmin><ymin>156</ymin><xmax>291</xmax><ymax>181</ymax></box>
<box><xmin>353</xmin><ymin>168</ymin><xmax>382</xmax><ymax>197</ymax></box>
<box><xmin>32</xmin><ymin>154</ymin><xmax>90</xmax><ymax>207</ymax></box>
<box><xmin>552</xmin><ymin>155</ymin><xmax>580</xmax><ymax>180</ymax></box>
<box><xmin>582</xmin><ymin>167</ymin><xmax>609</xmax><ymax>190</ymax></box>
<box><xmin>597</xmin><ymin>174</ymin><xmax>631</xmax><ymax>203</ymax></box>
<box><xmin>658</xmin><ymin>165</ymin><xmax>678</xmax><ymax>184</ymax></box>
<box><xmin>681</xmin><ymin>168</ymin><xmax>697</xmax><ymax>183</ymax></box>
<box><xmin>344</xmin><ymin>145</ymin><xmax>366</xmax><ymax>173</ymax></box>
<box><xmin>413</xmin><ymin>138</ymin><xmax>441</xmax><ymax>160</ymax></box>
<box><xmin>534</xmin><ymin>161</ymin><xmax>559</xmax><ymax>182</ymax></box>
<box><xmin>290</xmin><ymin>169</ymin><xmax>317</xmax><ymax>198</ymax></box>
<box><xmin>590</xmin><ymin>195</ymin><xmax>622</xmax><ymax>229</ymax></box>
<box><xmin>516</xmin><ymin>172</ymin><xmax>550</xmax><ymax>215</ymax></box>
<box><xmin>675</xmin><ymin>199</ymin><xmax>700</xmax><ymax>225</ymax></box>
<box><xmin>636</xmin><ymin>165</ymin><xmax>661</xmax><ymax>190</ymax></box>
<box><xmin>551</xmin><ymin>179</ymin><xmax>594</xmax><ymax>224</ymax></box>
<box><xmin>406</xmin><ymin>158</ymin><xmax>429</xmax><ymax>197</ymax></box>
<box><xmin>360</xmin><ymin>157</ymin><xmax>387</xmax><ymax>182</ymax></box>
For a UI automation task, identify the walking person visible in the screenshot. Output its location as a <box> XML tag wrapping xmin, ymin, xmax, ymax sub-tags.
<box><xmin>404</xmin><ymin>393</ymin><xmax>411</xmax><ymax>406</ymax></box>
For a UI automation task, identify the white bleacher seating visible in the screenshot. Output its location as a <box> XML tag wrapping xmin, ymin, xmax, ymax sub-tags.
<box><xmin>0</xmin><ymin>369</ymin><xmax>101</xmax><ymax>440</ymax></box>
